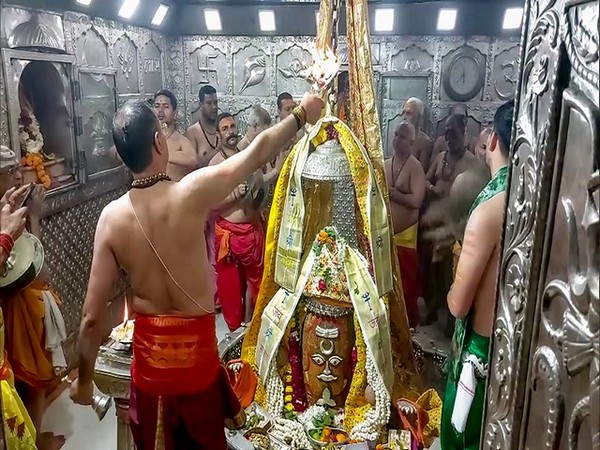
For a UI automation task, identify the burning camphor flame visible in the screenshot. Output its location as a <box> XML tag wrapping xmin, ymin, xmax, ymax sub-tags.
<box><xmin>308</xmin><ymin>45</ymin><xmax>340</xmax><ymax>94</ymax></box>
<box><xmin>123</xmin><ymin>299</ymin><xmax>129</xmax><ymax>324</ymax></box>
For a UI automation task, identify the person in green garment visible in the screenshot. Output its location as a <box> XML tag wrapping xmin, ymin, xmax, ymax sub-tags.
<box><xmin>440</xmin><ymin>99</ymin><xmax>514</xmax><ymax>450</ymax></box>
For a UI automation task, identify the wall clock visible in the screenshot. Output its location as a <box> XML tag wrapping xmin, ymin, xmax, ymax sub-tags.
<box><xmin>443</xmin><ymin>47</ymin><xmax>485</xmax><ymax>102</ymax></box>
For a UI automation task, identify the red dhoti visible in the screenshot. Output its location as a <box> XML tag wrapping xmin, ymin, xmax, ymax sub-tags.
<box><xmin>215</xmin><ymin>218</ymin><xmax>265</xmax><ymax>331</ymax></box>
<box><xmin>129</xmin><ymin>314</ymin><xmax>243</xmax><ymax>450</ymax></box>
<box><xmin>394</xmin><ymin>223</ymin><xmax>420</xmax><ymax>329</ymax></box>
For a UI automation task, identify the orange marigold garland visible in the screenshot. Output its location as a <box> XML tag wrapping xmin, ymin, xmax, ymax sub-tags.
<box><xmin>22</xmin><ymin>153</ymin><xmax>51</xmax><ymax>189</ymax></box>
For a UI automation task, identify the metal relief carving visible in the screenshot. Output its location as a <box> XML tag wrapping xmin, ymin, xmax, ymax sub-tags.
<box><xmin>390</xmin><ymin>44</ymin><xmax>434</xmax><ymax>73</ymax></box>
<box><xmin>0</xmin><ymin>63</ymin><xmax>8</xmax><ymax>147</ymax></box>
<box><xmin>2</xmin><ymin>7</ymin><xmax>65</xmax><ymax>52</ymax></box>
<box><xmin>141</xmin><ymin>39</ymin><xmax>162</xmax><ymax>95</ymax></box>
<box><xmin>75</xmin><ymin>27</ymin><xmax>109</xmax><ymax>67</ymax></box>
<box><xmin>232</xmin><ymin>44</ymin><xmax>269</xmax><ymax>96</ymax></box>
<box><xmin>481</xmin><ymin>1</ymin><xmax>599</xmax><ymax>449</ymax></box>
<box><xmin>276</xmin><ymin>44</ymin><xmax>311</xmax><ymax>95</ymax></box>
<box><xmin>188</xmin><ymin>41</ymin><xmax>226</xmax><ymax>94</ymax></box>
<box><xmin>492</xmin><ymin>45</ymin><xmax>520</xmax><ymax>101</ymax></box>
<box><xmin>114</xmin><ymin>34</ymin><xmax>139</xmax><ymax>94</ymax></box>
<box><xmin>165</xmin><ymin>37</ymin><xmax>186</xmax><ymax>129</ymax></box>
<box><xmin>563</xmin><ymin>0</ymin><xmax>599</xmax><ymax>106</ymax></box>
<box><xmin>79</xmin><ymin>70</ymin><xmax>120</xmax><ymax>177</ymax></box>
<box><xmin>530</xmin><ymin>89</ymin><xmax>599</xmax><ymax>450</ymax></box>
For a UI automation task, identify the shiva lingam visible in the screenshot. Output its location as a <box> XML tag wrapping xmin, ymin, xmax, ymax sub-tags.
<box><xmin>299</xmin><ymin>138</ymin><xmax>358</xmax><ymax>409</ymax></box>
<box><xmin>93</xmin><ymin>306</ymin><xmax>135</xmax><ymax>450</ymax></box>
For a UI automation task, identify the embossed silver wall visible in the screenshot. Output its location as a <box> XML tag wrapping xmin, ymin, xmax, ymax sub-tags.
<box><xmin>166</xmin><ymin>35</ymin><xmax>520</xmax><ymax>156</ymax></box>
<box><xmin>482</xmin><ymin>1</ymin><xmax>599</xmax><ymax>449</ymax></box>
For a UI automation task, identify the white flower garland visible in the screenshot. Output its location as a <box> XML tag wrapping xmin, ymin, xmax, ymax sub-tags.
<box><xmin>349</xmin><ymin>353</ymin><xmax>391</xmax><ymax>441</ymax></box>
<box><xmin>19</xmin><ymin>111</ymin><xmax>44</xmax><ymax>154</ymax></box>
<box><xmin>265</xmin><ymin>364</ymin><xmax>284</xmax><ymax>417</ymax></box>
<box><xmin>270</xmin><ymin>418</ymin><xmax>312</xmax><ymax>449</ymax></box>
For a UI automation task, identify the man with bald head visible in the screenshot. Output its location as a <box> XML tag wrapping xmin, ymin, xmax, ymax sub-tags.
<box><xmin>385</xmin><ymin>121</ymin><xmax>426</xmax><ymax>328</ymax></box>
<box><xmin>70</xmin><ymin>94</ymin><xmax>324</xmax><ymax>448</ymax></box>
<box><xmin>403</xmin><ymin>97</ymin><xmax>434</xmax><ymax>172</ymax></box>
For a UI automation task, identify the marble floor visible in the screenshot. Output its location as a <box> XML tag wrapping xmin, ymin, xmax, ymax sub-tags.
<box><xmin>42</xmin><ymin>313</ymin><xmax>441</xmax><ymax>449</ymax></box>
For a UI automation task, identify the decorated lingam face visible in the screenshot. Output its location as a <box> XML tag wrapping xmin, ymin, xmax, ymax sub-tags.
<box><xmin>302</xmin><ymin>304</ymin><xmax>355</xmax><ymax>408</ymax></box>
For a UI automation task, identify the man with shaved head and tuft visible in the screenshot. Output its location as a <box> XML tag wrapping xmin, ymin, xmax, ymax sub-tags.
<box><xmin>385</xmin><ymin>121</ymin><xmax>426</xmax><ymax>328</ymax></box>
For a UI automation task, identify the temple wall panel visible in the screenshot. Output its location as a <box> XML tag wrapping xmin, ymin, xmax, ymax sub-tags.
<box><xmin>167</xmin><ymin>35</ymin><xmax>520</xmax><ymax>156</ymax></box>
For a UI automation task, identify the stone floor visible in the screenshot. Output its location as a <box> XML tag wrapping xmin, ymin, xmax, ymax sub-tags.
<box><xmin>42</xmin><ymin>313</ymin><xmax>442</xmax><ymax>449</ymax></box>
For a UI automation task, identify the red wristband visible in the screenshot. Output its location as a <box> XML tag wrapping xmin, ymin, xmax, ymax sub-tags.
<box><xmin>0</xmin><ymin>234</ymin><xmax>14</xmax><ymax>255</ymax></box>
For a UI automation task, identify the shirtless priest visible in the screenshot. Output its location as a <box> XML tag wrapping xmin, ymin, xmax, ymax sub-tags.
<box><xmin>209</xmin><ymin>113</ymin><xmax>266</xmax><ymax>332</ymax></box>
<box><xmin>153</xmin><ymin>89</ymin><xmax>196</xmax><ymax>181</ymax></box>
<box><xmin>441</xmin><ymin>99</ymin><xmax>513</xmax><ymax>449</ymax></box>
<box><xmin>70</xmin><ymin>94</ymin><xmax>324</xmax><ymax>449</ymax></box>
<box><xmin>385</xmin><ymin>122</ymin><xmax>426</xmax><ymax>329</ymax></box>
<box><xmin>185</xmin><ymin>85</ymin><xmax>219</xmax><ymax>168</ymax></box>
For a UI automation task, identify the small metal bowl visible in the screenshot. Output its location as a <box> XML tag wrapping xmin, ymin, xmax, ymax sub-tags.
<box><xmin>244</xmin><ymin>428</ymin><xmax>272</xmax><ymax>450</ymax></box>
<box><xmin>307</xmin><ymin>428</ymin><xmax>350</xmax><ymax>448</ymax></box>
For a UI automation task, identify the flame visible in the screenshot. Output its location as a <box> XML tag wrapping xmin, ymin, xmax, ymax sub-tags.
<box><xmin>308</xmin><ymin>45</ymin><xmax>340</xmax><ymax>94</ymax></box>
<box><xmin>123</xmin><ymin>300</ymin><xmax>129</xmax><ymax>323</ymax></box>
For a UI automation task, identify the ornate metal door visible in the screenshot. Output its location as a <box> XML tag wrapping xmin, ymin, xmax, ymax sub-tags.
<box><xmin>482</xmin><ymin>1</ymin><xmax>599</xmax><ymax>449</ymax></box>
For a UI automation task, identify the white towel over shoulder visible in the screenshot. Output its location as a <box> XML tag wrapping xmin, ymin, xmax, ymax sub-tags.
<box><xmin>42</xmin><ymin>291</ymin><xmax>67</xmax><ymax>374</ymax></box>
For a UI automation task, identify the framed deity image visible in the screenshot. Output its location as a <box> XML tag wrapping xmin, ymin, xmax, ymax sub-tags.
<box><xmin>2</xmin><ymin>49</ymin><xmax>80</xmax><ymax>194</ymax></box>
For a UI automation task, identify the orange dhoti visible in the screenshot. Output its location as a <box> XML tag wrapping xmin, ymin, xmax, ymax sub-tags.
<box><xmin>215</xmin><ymin>218</ymin><xmax>265</xmax><ymax>331</ymax></box>
<box><xmin>130</xmin><ymin>314</ymin><xmax>243</xmax><ymax>450</ymax></box>
<box><xmin>1</xmin><ymin>282</ymin><xmax>61</xmax><ymax>389</ymax></box>
<box><xmin>394</xmin><ymin>223</ymin><xmax>420</xmax><ymax>329</ymax></box>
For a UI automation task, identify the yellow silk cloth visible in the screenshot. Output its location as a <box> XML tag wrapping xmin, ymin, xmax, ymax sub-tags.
<box><xmin>345</xmin><ymin>0</ymin><xmax>422</xmax><ymax>416</ymax></box>
<box><xmin>1</xmin><ymin>310</ymin><xmax>37</xmax><ymax>449</ymax></box>
<box><xmin>2</xmin><ymin>281</ymin><xmax>60</xmax><ymax>389</ymax></box>
<box><xmin>393</xmin><ymin>223</ymin><xmax>419</xmax><ymax>250</ymax></box>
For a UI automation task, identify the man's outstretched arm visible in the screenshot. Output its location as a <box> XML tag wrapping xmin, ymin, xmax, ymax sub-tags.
<box><xmin>181</xmin><ymin>94</ymin><xmax>322</xmax><ymax>210</ymax></box>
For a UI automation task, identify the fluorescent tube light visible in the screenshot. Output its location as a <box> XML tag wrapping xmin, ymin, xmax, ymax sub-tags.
<box><xmin>151</xmin><ymin>4</ymin><xmax>169</xmax><ymax>26</ymax></box>
<box><xmin>437</xmin><ymin>8</ymin><xmax>457</xmax><ymax>31</ymax></box>
<box><xmin>374</xmin><ymin>8</ymin><xmax>394</xmax><ymax>32</ymax></box>
<box><xmin>503</xmin><ymin>7</ymin><xmax>523</xmax><ymax>30</ymax></box>
<box><xmin>259</xmin><ymin>10</ymin><xmax>276</xmax><ymax>32</ymax></box>
<box><xmin>204</xmin><ymin>9</ymin><xmax>222</xmax><ymax>31</ymax></box>
<box><xmin>118</xmin><ymin>0</ymin><xmax>139</xmax><ymax>20</ymax></box>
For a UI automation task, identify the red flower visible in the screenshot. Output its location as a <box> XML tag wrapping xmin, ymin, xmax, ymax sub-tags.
<box><xmin>318</xmin><ymin>279</ymin><xmax>327</xmax><ymax>292</ymax></box>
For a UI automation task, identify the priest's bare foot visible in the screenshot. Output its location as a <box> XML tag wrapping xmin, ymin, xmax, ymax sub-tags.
<box><xmin>37</xmin><ymin>432</ymin><xmax>66</xmax><ymax>450</ymax></box>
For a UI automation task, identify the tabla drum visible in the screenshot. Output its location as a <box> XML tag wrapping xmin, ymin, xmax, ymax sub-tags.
<box><xmin>0</xmin><ymin>232</ymin><xmax>44</xmax><ymax>294</ymax></box>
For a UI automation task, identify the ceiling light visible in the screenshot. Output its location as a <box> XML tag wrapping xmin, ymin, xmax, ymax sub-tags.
<box><xmin>151</xmin><ymin>4</ymin><xmax>169</xmax><ymax>26</ymax></box>
<box><xmin>118</xmin><ymin>0</ymin><xmax>139</xmax><ymax>19</ymax></box>
<box><xmin>259</xmin><ymin>10</ymin><xmax>276</xmax><ymax>32</ymax></box>
<box><xmin>374</xmin><ymin>8</ymin><xmax>394</xmax><ymax>32</ymax></box>
<box><xmin>503</xmin><ymin>7</ymin><xmax>523</xmax><ymax>30</ymax></box>
<box><xmin>437</xmin><ymin>8</ymin><xmax>457</xmax><ymax>31</ymax></box>
<box><xmin>76</xmin><ymin>0</ymin><xmax>93</xmax><ymax>5</ymax></box>
<box><xmin>204</xmin><ymin>9</ymin><xmax>222</xmax><ymax>31</ymax></box>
